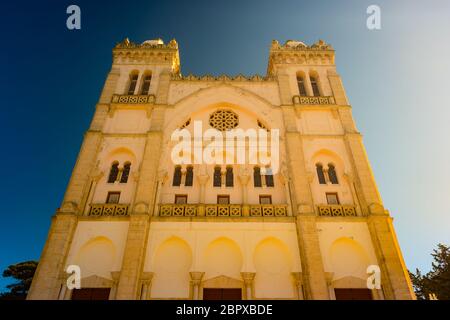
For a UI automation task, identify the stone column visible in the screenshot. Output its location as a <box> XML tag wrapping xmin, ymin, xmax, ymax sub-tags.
<box><xmin>279</xmin><ymin>168</ymin><xmax>293</xmax><ymax>216</ymax></box>
<box><xmin>109</xmin><ymin>271</ymin><xmax>120</xmax><ymax>300</ymax></box>
<box><xmin>57</xmin><ymin>272</ymin><xmax>68</xmax><ymax>300</ymax></box>
<box><xmin>180</xmin><ymin>167</ymin><xmax>187</xmax><ymax>186</ymax></box>
<box><xmin>343</xmin><ymin>172</ymin><xmax>363</xmax><ymax>216</ymax></box>
<box><xmin>241</xmin><ymin>272</ymin><xmax>256</xmax><ymax>300</ymax></box>
<box><xmin>367</xmin><ymin>215</ymin><xmax>416</xmax><ymax>300</ymax></box>
<box><xmin>304</xmin><ymin>74</ymin><xmax>313</xmax><ymax>97</ymax></box>
<box><xmin>197</xmin><ymin>172</ymin><xmax>209</xmax><ymax>203</ymax></box>
<box><xmin>190</xmin><ymin>272</ymin><xmax>205</xmax><ymax>300</ymax></box>
<box><xmin>83</xmin><ymin>168</ymin><xmax>104</xmax><ymax>215</ymax></box>
<box><xmin>152</xmin><ymin>170</ymin><xmax>167</xmax><ymax>217</ymax></box>
<box><xmin>238</xmin><ymin>170</ymin><xmax>250</xmax><ymax>217</ymax></box>
<box><xmin>291</xmin><ymin>272</ymin><xmax>304</xmax><ymax>300</ymax></box>
<box><xmin>325</xmin><ymin>272</ymin><xmax>335</xmax><ymax>300</ymax></box>
<box><xmin>197</xmin><ymin>171</ymin><xmax>209</xmax><ymax>216</ymax></box>
<box><xmin>27</xmin><ymin>214</ymin><xmax>78</xmax><ymax>299</ymax></box>
<box><xmin>139</xmin><ymin>272</ymin><xmax>154</xmax><ymax>300</ymax></box>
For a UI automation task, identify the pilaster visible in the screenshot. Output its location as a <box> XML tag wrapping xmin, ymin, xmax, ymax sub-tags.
<box><xmin>367</xmin><ymin>215</ymin><xmax>416</xmax><ymax>300</ymax></box>
<box><xmin>133</xmin><ymin>131</ymin><xmax>164</xmax><ymax>215</ymax></box>
<box><xmin>344</xmin><ymin>133</ymin><xmax>383</xmax><ymax>214</ymax></box>
<box><xmin>241</xmin><ymin>272</ymin><xmax>256</xmax><ymax>300</ymax></box>
<box><xmin>190</xmin><ymin>272</ymin><xmax>205</xmax><ymax>300</ymax></box>
<box><xmin>27</xmin><ymin>214</ymin><xmax>78</xmax><ymax>299</ymax></box>
<box><xmin>60</xmin><ymin>131</ymin><xmax>103</xmax><ymax>214</ymax></box>
<box><xmin>115</xmin><ymin>214</ymin><xmax>151</xmax><ymax>299</ymax></box>
<box><xmin>295</xmin><ymin>215</ymin><xmax>330</xmax><ymax>299</ymax></box>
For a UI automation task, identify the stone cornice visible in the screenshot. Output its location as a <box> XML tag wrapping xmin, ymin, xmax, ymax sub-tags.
<box><xmin>268</xmin><ymin>39</ymin><xmax>335</xmax><ymax>75</ymax></box>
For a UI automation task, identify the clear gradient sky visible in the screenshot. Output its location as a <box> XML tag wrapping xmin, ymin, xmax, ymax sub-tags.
<box><xmin>1</xmin><ymin>0</ymin><xmax>449</xmax><ymax>291</ymax></box>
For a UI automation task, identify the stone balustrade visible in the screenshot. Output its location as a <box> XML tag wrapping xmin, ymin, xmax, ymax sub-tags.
<box><xmin>317</xmin><ymin>205</ymin><xmax>357</xmax><ymax>217</ymax></box>
<box><xmin>158</xmin><ymin>204</ymin><xmax>288</xmax><ymax>217</ymax></box>
<box><xmin>292</xmin><ymin>95</ymin><xmax>335</xmax><ymax>105</ymax></box>
<box><xmin>111</xmin><ymin>94</ymin><xmax>156</xmax><ymax>104</ymax></box>
<box><xmin>89</xmin><ymin>203</ymin><xmax>130</xmax><ymax>216</ymax></box>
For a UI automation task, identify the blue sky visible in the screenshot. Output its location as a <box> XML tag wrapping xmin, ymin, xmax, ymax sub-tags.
<box><xmin>1</xmin><ymin>0</ymin><xmax>449</xmax><ymax>291</ymax></box>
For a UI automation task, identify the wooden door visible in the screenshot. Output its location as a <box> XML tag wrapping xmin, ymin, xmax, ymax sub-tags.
<box><xmin>203</xmin><ymin>288</ymin><xmax>242</xmax><ymax>300</ymax></box>
<box><xmin>334</xmin><ymin>288</ymin><xmax>373</xmax><ymax>300</ymax></box>
<box><xmin>71</xmin><ymin>288</ymin><xmax>111</xmax><ymax>300</ymax></box>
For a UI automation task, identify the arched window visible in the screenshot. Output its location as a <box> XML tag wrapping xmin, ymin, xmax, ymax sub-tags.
<box><xmin>253</xmin><ymin>166</ymin><xmax>262</xmax><ymax>187</ymax></box>
<box><xmin>127</xmin><ymin>73</ymin><xmax>139</xmax><ymax>95</ymax></box>
<box><xmin>328</xmin><ymin>164</ymin><xmax>339</xmax><ymax>184</ymax></box>
<box><xmin>185</xmin><ymin>166</ymin><xmax>193</xmax><ymax>186</ymax></box>
<box><xmin>226</xmin><ymin>167</ymin><xmax>234</xmax><ymax>187</ymax></box>
<box><xmin>213</xmin><ymin>167</ymin><xmax>222</xmax><ymax>187</ymax></box>
<box><xmin>140</xmin><ymin>74</ymin><xmax>152</xmax><ymax>95</ymax></box>
<box><xmin>297</xmin><ymin>75</ymin><xmax>307</xmax><ymax>96</ymax></box>
<box><xmin>316</xmin><ymin>163</ymin><xmax>326</xmax><ymax>184</ymax></box>
<box><xmin>310</xmin><ymin>75</ymin><xmax>320</xmax><ymax>97</ymax></box>
<box><xmin>265</xmin><ymin>168</ymin><xmax>274</xmax><ymax>187</ymax></box>
<box><xmin>120</xmin><ymin>162</ymin><xmax>131</xmax><ymax>183</ymax></box>
<box><xmin>107</xmin><ymin>162</ymin><xmax>119</xmax><ymax>183</ymax></box>
<box><xmin>172</xmin><ymin>166</ymin><xmax>182</xmax><ymax>186</ymax></box>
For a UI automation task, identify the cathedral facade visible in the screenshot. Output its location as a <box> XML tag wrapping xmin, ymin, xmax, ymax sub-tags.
<box><xmin>27</xmin><ymin>38</ymin><xmax>415</xmax><ymax>300</ymax></box>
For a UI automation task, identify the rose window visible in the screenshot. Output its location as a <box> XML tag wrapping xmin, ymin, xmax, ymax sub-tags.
<box><xmin>209</xmin><ymin>109</ymin><xmax>239</xmax><ymax>131</ymax></box>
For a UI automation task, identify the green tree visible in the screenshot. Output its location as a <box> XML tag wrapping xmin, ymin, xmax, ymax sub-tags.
<box><xmin>0</xmin><ymin>260</ymin><xmax>38</xmax><ymax>300</ymax></box>
<box><xmin>410</xmin><ymin>243</ymin><xmax>450</xmax><ymax>300</ymax></box>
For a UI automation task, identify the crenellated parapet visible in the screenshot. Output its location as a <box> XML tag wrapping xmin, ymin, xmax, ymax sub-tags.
<box><xmin>268</xmin><ymin>39</ymin><xmax>335</xmax><ymax>75</ymax></box>
<box><xmin>112</xmin><ymin>38</ymin><xmax>180</xmax><ymax>72</ymax></box>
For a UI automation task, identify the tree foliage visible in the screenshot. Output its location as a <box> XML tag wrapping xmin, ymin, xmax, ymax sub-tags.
<box><xmin>410</xmin><ymin>243</ymin><xmax>450</xmax><ymax>300</ymax></box>
<box><xmin>0</xmin><ymin>260</ymin><xmax>38</xmax><ymax>300</ymax></box>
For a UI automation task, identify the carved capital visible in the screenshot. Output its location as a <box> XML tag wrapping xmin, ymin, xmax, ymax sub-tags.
<box><xmin>141</xmin><ymin>272</ymin><xmax>154</xmax><ymax>285</ymax></box>
<box><xmin>189</xmin><ymin>272</ymin><xmax>205</xmax><ymax>286</ymax></box>
<box><xmin>241</xmin><ymin>272</ymin><xmax>256</xmax><ymax>286</ymax></box>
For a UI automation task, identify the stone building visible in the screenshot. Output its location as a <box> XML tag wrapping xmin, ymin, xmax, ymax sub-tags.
<box><xmin>27</xmin><ymin>38</ymin><xmax>415</xmax><ymax>300</ymax></box>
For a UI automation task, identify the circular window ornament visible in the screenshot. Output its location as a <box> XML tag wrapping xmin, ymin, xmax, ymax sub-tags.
<box><xmin>209</xmin><ymin>109</ymin><xmax>239</xmax><ymax>131</ymax></box>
